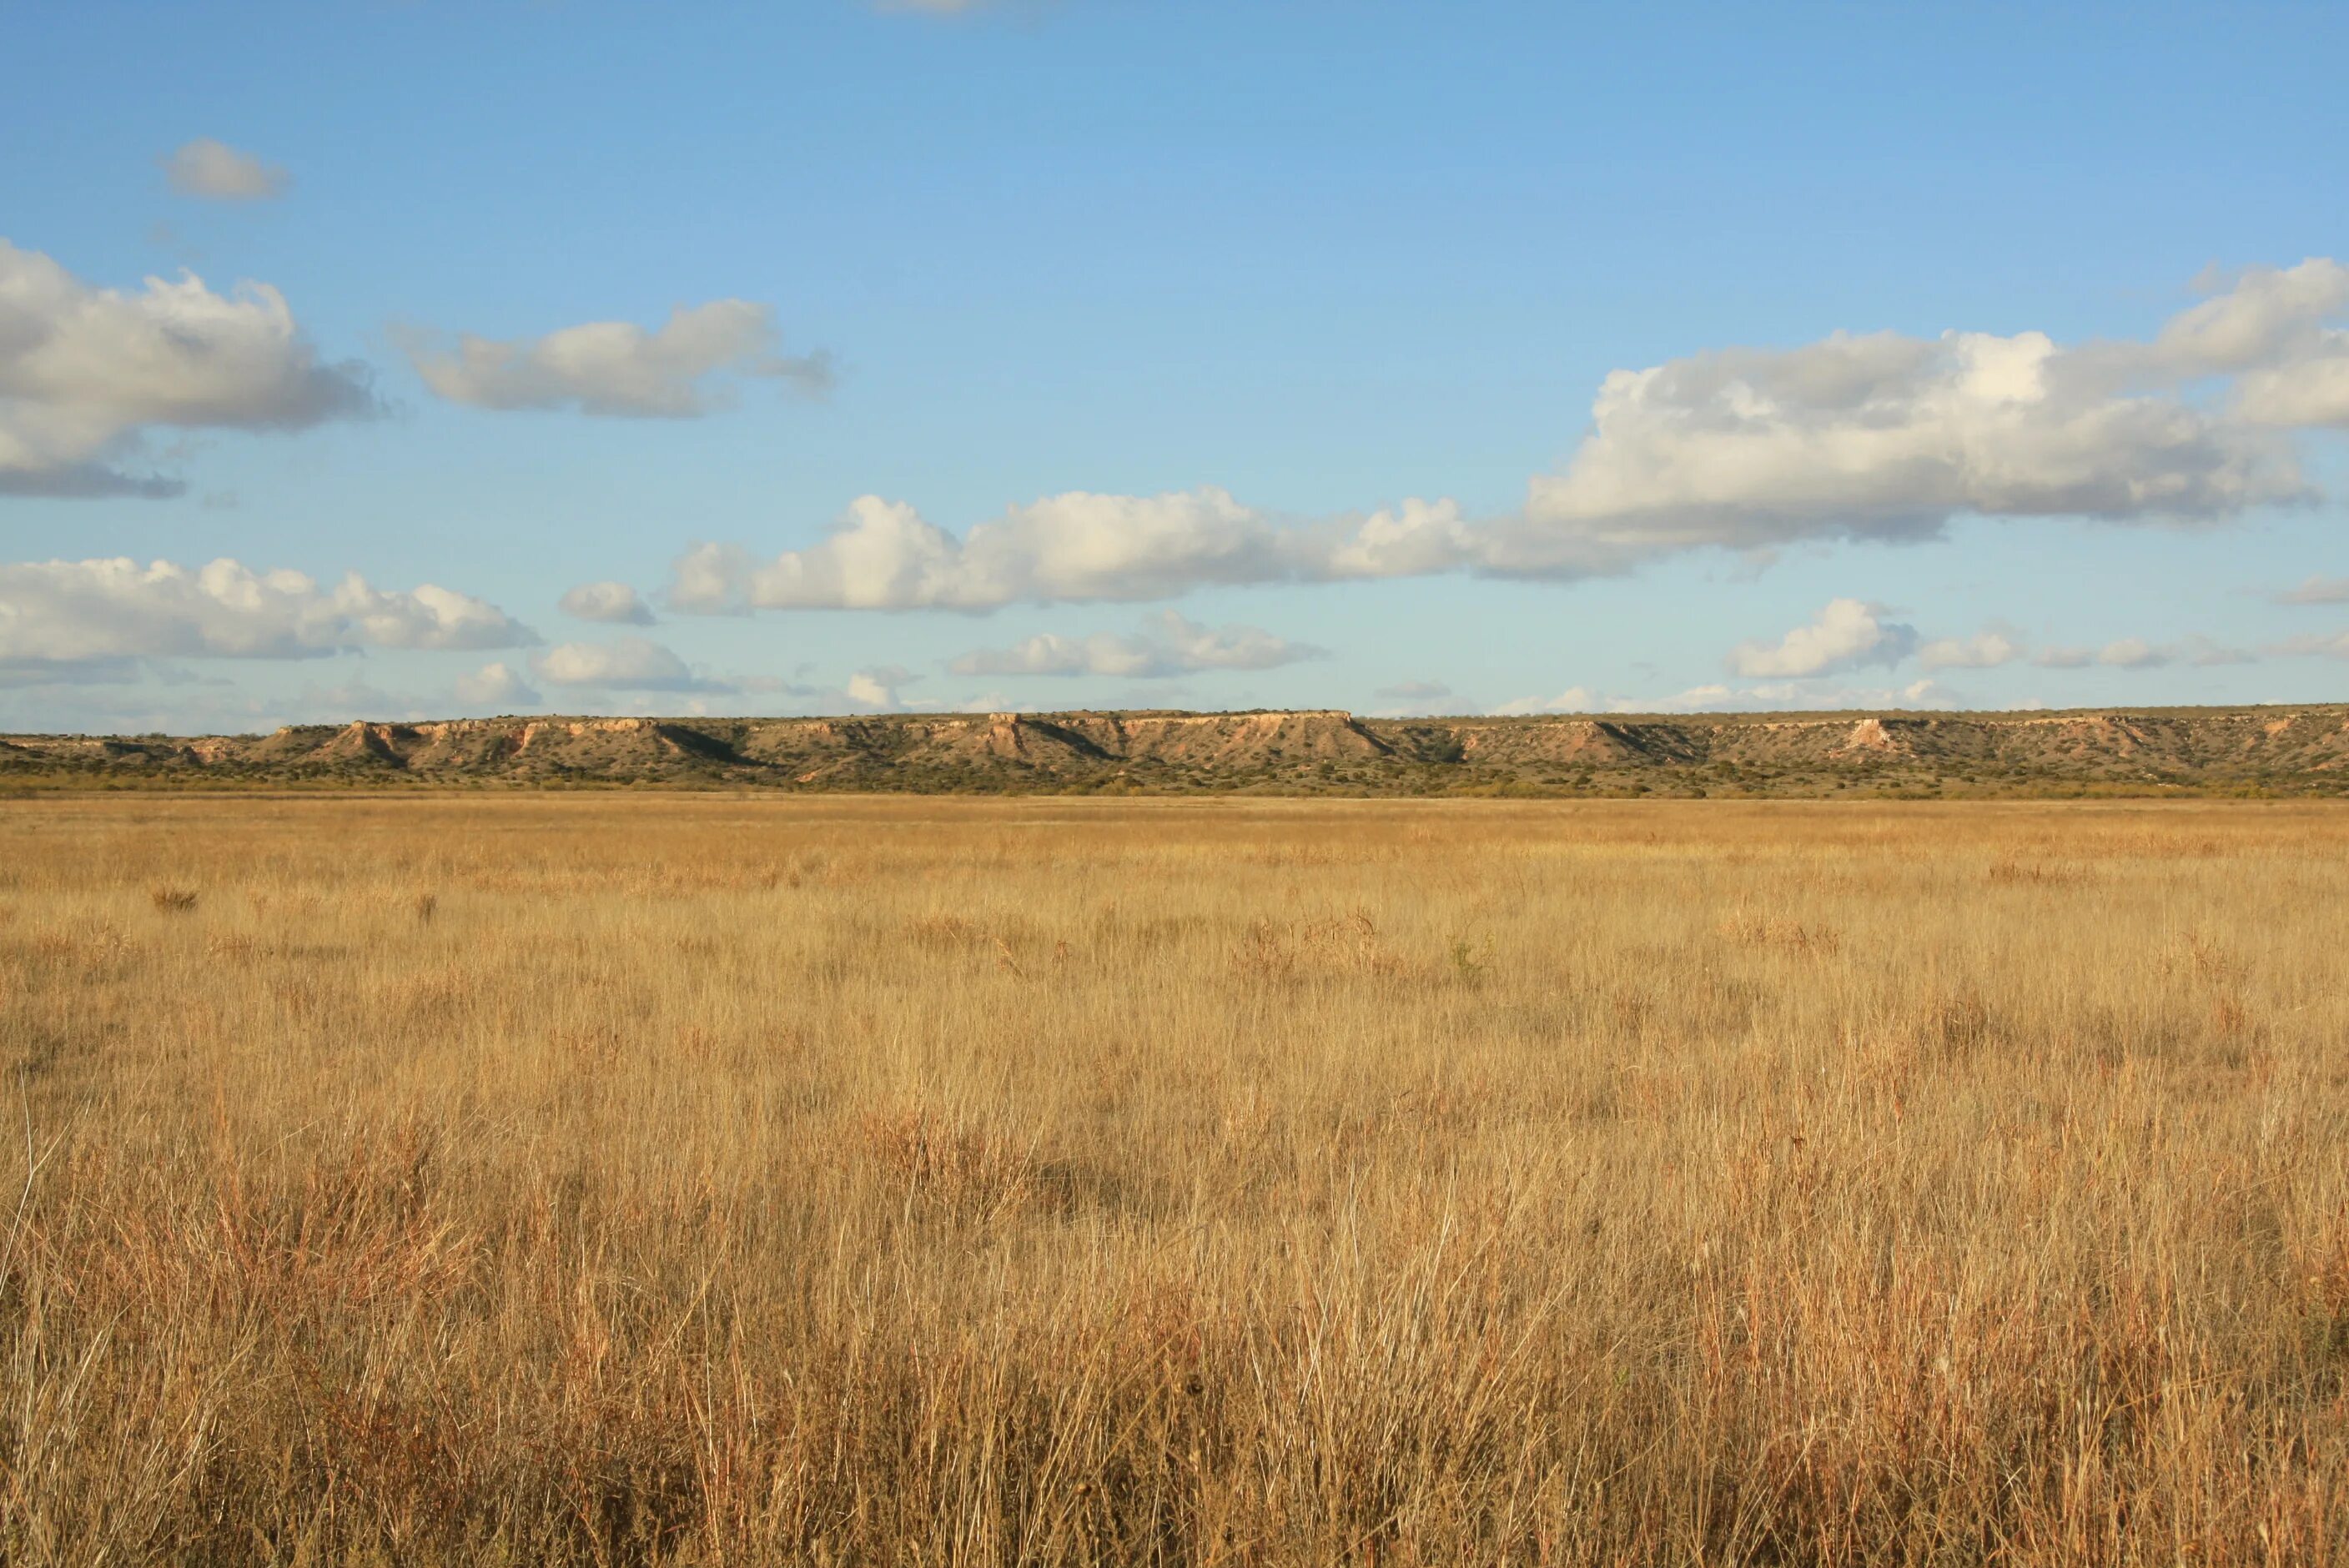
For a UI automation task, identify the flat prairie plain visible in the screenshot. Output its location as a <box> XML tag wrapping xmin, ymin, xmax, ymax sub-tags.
<box><xmin>3</xmin><ymin>794</ymin><xmax>2347</xmax><ymax>1565</ymax></box>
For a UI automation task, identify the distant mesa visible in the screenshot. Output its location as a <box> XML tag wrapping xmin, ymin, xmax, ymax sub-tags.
<box><xmin>3</xmin><ymin>706</ymin><xmax>2345</xmax><ymax>796</ymax></box>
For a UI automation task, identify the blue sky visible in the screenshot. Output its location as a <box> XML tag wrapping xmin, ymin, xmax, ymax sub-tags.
<box><xmin>3</xmin><ymin>0</ymin><xmax>2346</xmax><ymax>730</ymax></box>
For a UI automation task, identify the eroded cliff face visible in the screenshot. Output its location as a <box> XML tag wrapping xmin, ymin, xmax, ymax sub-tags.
<box><xmin>6</xmin><ymin>706</ymin><xmax>2346</xmax><ymax>793</ymax></box>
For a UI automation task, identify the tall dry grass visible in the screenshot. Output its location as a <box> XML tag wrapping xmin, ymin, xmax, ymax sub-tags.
<box><xmin>1</xmin><ymin>794</ymin><xmax>2346</xmax><ymax>1565</ymax></box>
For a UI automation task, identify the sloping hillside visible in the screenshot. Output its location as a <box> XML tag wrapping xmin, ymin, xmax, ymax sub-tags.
<box><xmin>4</xmin><ymin>706</ymin><xmax>2346</xmax><ymax>795</ymax></box>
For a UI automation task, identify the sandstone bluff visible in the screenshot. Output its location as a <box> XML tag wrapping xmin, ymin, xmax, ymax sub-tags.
<box><xmin>6</xmin><ymin>706</ymin><xmax>2346</xmax><ymax>796</ymax></box>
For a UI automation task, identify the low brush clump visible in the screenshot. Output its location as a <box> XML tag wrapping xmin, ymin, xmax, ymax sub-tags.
<box><xmin>2</xmin><ymin>793</ymin><xmax>2346</xmax><ymax>1565</ymax></box>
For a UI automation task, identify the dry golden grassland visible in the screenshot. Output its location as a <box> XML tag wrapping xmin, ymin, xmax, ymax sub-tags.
<box><xmin>3</xmin><ymin>795</ymin><xmax>2346</xmax><ymax>1565</ymax></box>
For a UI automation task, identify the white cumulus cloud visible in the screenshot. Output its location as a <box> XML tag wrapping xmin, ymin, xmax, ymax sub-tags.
<box><xmin>1500</xmin><ymin>325</ymin><xmax>2301</xmax><ymax>575</ymax></box>
<box><xmin>161</xmin><ymin>138</ymin><xmax>290</xmax><ymax>201</ymax></box>
<box><xmin>454</xmin><ymin>661</ymin><xmax>541</xmax><ymax>708</ymax></box>
<box><xmin>1728</xmin><ymin>599</ymin><xmax>1917</xmax><ymax>679</ymax></box>
<box><xmin>530</xmin><ymin>636</ymin><xmax>729</xmax><ymax>692</ymax></box>
<box><xmin>399</xmin><ymin>301</ymin><xmax>830</xmax><ymax>417</ymax></box>
<box><xmin>656</xmin><ymin>258</ymin><xmax>2349</xmax><ymax>612</ymax></box>
<box><xmin>844</xmin><ymin>666</ymin><xmax>918</xmax><ymax>710</ymax></box>
<box><xmin>2096</xmin><ymin>636</ymin><xmax>2170</xmax><ymax>670</ymax></box>
<box><xmin>0</xmin><ymin>240</ymin><xmax>374</xmax><ymax>496</ymax></box>
<box><xmin>0</xmin><ymin>558</ymin><xmax>536</xmax><ymax>676</ymax></box>
<box><xmin>558</xmin><ymin>580</ymin><xmax>655</xmax><ymax>625</ymax></box>
<box><xmin>669</xmin><ymin>490</ymin><xmax>1478</xmax><ymax>613</ymax></box>
<box><xmin>2147</xmin><ymin>259</ymin><xmax>2349</xmax><ymax>428</ymax></box>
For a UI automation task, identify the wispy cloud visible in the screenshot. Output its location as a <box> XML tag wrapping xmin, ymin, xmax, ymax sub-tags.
<box><xmin>398</xmin><ymin>302</ymin><xmax>830</xmax><ymax>417</ymax></box>
<box><xmin>2273</xmin><ymin>575</ymin><xmax>2349</xmax><ymax>606</ymax></box>
<box><xmin>1917</xmin><ymin>628</ymin><xmax>2025</xmax><ymax>670</ymax></box>
<box><xmin>161</xmin><ymin>138</ymin><xmax>289</xmax><ymax>201</ymax></box>
<box><xmin>2270</xmin><ymin>630</ymin><xmax>2349</xmax><ymax>659</ymax></box>
<box><xmin>949</xmin><ymin>611</ymin><xmax>1321</xmax><ymax>678</ymax></box>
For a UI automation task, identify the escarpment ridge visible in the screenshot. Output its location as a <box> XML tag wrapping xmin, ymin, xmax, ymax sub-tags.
<box><xmin>5</xmin><ymin>706</ymin><xmax>2347</xmax><ymax>795</ymax></box>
